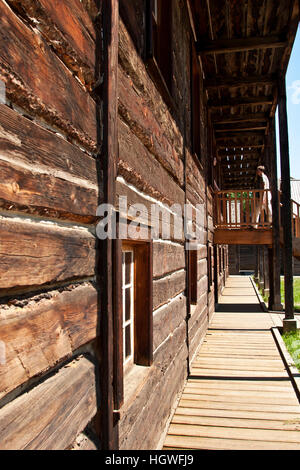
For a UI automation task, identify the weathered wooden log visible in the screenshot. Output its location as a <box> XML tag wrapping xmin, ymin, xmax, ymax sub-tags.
<box><xmin>0</xmin><ymin>158</ymin><xmax>98</xmax><ymax>222</ymax></box>
<box><xmin>153</xmin><ymin>295</ymin><xmax>186</xmax><ymax>351</ymax></box>
<box><xmin>153</xmin><ymin>242</ymin><xmax>185</xmax><ymax>278</ymax></box>
<box><xmin>118</xmin><ymin>118</ymin><xmax>185</xmax><ymax>207</ymax></box>
<box><xmin>0</xmin><ymin>1</ymin><xmax>97</xmax><ymax>150</ymax></box>
<box><xmin>0</xmin><ymin>104</ymin><xmax>97</xmax><ymax>183</ymax></box>
<box><xmin>6</xmin><ymin>0</ymin><xmax>96</xmax><ymax>88</ymax></box>
<box><xmin>118</xmin><ymin>65</ymin><xmax>184</xmax><ymax>185</ymax></box>
<box><xmin>153</xmin><ymin>270</ymin><xmax>186</xmax><ymax>310</ymax></box>
<box><xmin>0</xmin><ymin>284</ymin><xmax>98</xmax><ymax>399</ymax></box>
<box><xmin>0</xmin><ymin>355</ymin><xmax>98</xmax><ymax>450</ymax></box>
<box><xmin>0</xmin><ymin>219</ymin><xmax>95</xmax><ymax>291</ymax></box>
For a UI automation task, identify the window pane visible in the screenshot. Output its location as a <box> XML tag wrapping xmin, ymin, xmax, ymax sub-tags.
<box><xmin>125</xmin><ymin>325</ymin><xmax>131</xmax><ymax>359</ymax></box>
<box><xmin>125</xmin><ymin>287</ymin><xmax>131</xmax><ymax>322</ymax></box>
<box><xmin>125</xmin><ymin>251</ymin><xmax>132</xmax><ymax>284</ymax></box>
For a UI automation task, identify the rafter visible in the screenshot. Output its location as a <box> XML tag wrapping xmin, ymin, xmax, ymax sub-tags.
<box><xmin>212</xmin><ymin>113</ymin><xmax>268</xmax><ymax>124</ymax></box>
<box><xmin>218</xmin><ymin>144</ymin><xmax>264</xmax><ymax>149</ymax></box>
<box><xmin>204</xmin><ymin>75</ymin><xmax>276</xmax><ymax>90</ymax></box>
<box><xmin>208</xmin><ymin>96</ymin><xmax>274</xmax><ymax>109</ymax></box>
<box><xmin>215</xmin><ymin>125</ymin><xmax>267</xmax><ymax>133</ymax></box>
<box><xmin>197</xmin><ymin>35</ymin><xmax>287</xmax><ymax>55</ymax></box>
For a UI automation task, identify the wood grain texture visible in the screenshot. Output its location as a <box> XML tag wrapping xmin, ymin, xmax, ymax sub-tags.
<box><xmin>0</xmin><ymin>355</ymin><xmax>98</xmax><ymax>450</ymax></box>
<box><xmin>0</xmin><ymin>158</ymin><xmax>98</xmax><ymax>222</ymax></box>
<box><xmin>118</xmin><ymin>118</ymin><xmax>185</xmax><ymax>207</ymax></box>
<box><xmin>153</xmin><ymin>242</ymin><xmax>185</xmax><ymax>278</ymax></box>
<box><xmin>7</xmin><ymin>0</ymin><xmax>96</xmax><ymax>88</ymax></box>
<box><xmin>0</xmin><ymin>104</ymin><xmax>97</xmax><ymax>184</ymax></box>
<box><xmin>164</xmin><ymin>276</ymin><xmax>300</xmax><ymax>451</ymax></box>
<box><xmin>0</xmin><ymin>219</ymin><xmax>95</xmax><ymax>291</ymax></box>
<box><xmin>0</xmin><ymin>1</ymin><xmax>97</xmax><ymax>150</ymax></box>
<box><xmin>0</xmin><ymin>283</ymin><xmax>98</xmax><ymax>399</ymax></box>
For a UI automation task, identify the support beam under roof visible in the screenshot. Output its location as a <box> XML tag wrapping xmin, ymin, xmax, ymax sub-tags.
<box><xmin>215</xmin><ymin>125</ymin><xmax>267</xmax><ymax>133</ymax></box>
<box><xmin>208</xmin><ymin>96</ymin><xmax>274</xmax><ymax>109</ymax></box>
<box><xmin>204</xmin><ymin>74</ymin><xmax>277</xmax><ymax>90</ymax></box>
<box><xmin>197</xmin><ymin>35</ymin><xmax>287</xmax><ymax>55</ymax></box>
<box><xmin>212</xmin><ymin>113</ymin><xmax>269</xmax><ymax>124</ymax></box>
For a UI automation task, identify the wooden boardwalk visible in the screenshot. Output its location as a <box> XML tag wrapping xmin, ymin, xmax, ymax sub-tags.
<box><xmin>163</xmin><ymin>276</ymin><xmax>300</xmax><ymax>450</ymax></box>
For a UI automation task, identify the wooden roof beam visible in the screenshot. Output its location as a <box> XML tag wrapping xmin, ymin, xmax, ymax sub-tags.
<box><xmin>218</xmin><ymin>144</ymin><xmax>264</xmax><ymax>149</ymax></box>
<box><xmin>215</xmin><ymin>125</ymin><xmax>267</xmax><ymax>133</ymax></box>
<box><xmin>197</xmin><ymin>35</ymin><xmax>287</xmax><ymax>55</ymax></box>
<box><xmin>212</xmin><ymin>113</ymin><xmax>268</xmax><ymax>124</ymax></box>
<box><xmin>218</xmin><ymin>147</ymin><xmax>262</xmax><ymax>155</ymax></box>
<box><xmin>205</xmin><ymin>75</ymin><xmax>276</xmax><ymax>90</ymax></box>
<box><xmin>208</xmin><ymin>96</ymin><xmax>273</xmax><ymax>109</ymax></box>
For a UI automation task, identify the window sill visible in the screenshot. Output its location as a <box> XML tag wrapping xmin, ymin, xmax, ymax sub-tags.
<box><xmin>119</xmin><ymin>363</ymin><xmax>153</xmax><ymax>418</ymax></box>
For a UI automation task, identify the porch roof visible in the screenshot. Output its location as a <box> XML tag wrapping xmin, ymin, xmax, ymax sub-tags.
<box><xmin>189</xmin><ymin>0</ymin><xmax>299</xmax><ymax>189</ymax></box>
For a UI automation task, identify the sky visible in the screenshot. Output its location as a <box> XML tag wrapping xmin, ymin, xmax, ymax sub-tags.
<box><xmin>277</xmin><ymin>25</ymin><xmax>300</xmax><ymax>179</ymax></box>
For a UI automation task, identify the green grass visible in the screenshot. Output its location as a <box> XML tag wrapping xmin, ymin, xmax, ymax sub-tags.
<box><xmin>280</xmin><ymin>277</ymin><xmax>300</xmax><ymax>313</ymax></box>
<box><xmin>254</xmin><ymin>276</ymin><xmax>300</xmax><ymax>312</ymax></box>
<box><xmin>282</xmin><ymin>330</ymin><xmax>300</xmax><ymax>372</ymax></box>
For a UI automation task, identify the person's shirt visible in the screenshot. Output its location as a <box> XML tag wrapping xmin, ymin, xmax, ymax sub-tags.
<box><xmin>261</xmin><ymin>172</ymin><xmax>271</xmax><ymax>204</ymax></box>
<box><xmin>261</xmin><ymin>173</ymin><xmax>270</xmax><ymax>190</ymax></box>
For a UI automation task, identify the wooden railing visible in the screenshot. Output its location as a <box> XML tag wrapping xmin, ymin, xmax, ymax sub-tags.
<box><xmin>292</xmin><ymin>199</ymin><xmax>300</xmax><ymax>238</ymax></box>
<box><xmin>215</xmin><ymin>189</ymin><xmax>272</xmax><ymax>229</ymax></box>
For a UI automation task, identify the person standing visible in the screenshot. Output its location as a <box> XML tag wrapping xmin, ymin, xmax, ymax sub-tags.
<box><xmin>253</xmin><ymin>166</ymin><xmax>272</xmax><ymax>227</ymax></box>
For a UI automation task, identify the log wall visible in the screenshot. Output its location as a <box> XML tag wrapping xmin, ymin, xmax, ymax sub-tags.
<box><xmin>116</xmin><ymin>0</ymin><xmax>227</xmax><ymax>450</ymax></box>
<box><xmin>0</xmin><ymin>0</ymin><xmax>228</xmax><ymax>450</ymax></box>
<box><xmin>0</xmin><ymin>0</ymin><xmax>101</xmax><ymax>450</ymax></box>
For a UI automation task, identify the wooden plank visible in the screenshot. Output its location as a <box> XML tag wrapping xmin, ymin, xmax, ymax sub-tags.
<box><xmin>183</xmin><ymin>386</ymin><xmax>296</xmax><ymax>399</ymax></box>
<box><xmin>192</xmin><ymin>357</ymin><xmax>285</xmax><ymax>367</ymax></box>
<box><xmin>197</xmin><ymin>36</ymin><xmax>287</xmax><ymax>55</ymax></box>
<box><xmin>176</xmin><ymin>406</ymin><xmax>300</xmax><ymax>421</ymax></box>
<box><xmin>179</xmin><ymin>399</ymin><xmax>300</xmax><ymax>414</ymax></box>
<box><xmin>180</xmin><ymin>393</ymin><xmax>298</xmax><ymax>406</ymax></box>
<box><xmin>168</xmin><ymin>423</ymin><xmax>300</xmax><ymax>444</ymax></box>
<box><xmin>0</xmin><ymin>356</ymin><xmax>97</xmax><ymax>450</ymax></box>
<box><xmin>6</xmin><ymin>0</ymin><xmax>96</xmax><ymax>88</ymax></box>
<box><xmin>171</xmin><ymin>414</ymin><xmax>300</xmax><ymax>431</ymax></box>
<box><xmin>0</xmin><ymin>218</ymin><xmax>95</xmax><ymax>291</ymax></box>
<box><xmin>214</xmin><ymin>228</ymin><xmax>273</xmax><ymax>245</ymax></box>
<box><xmin>164</xmin><ymin>434</ymin><xmax>300</xmax><ymax>450</ymax></box>
<box><xmin>0</xmin><ymin>0</ymin><xmax>97</xmax><ymax>150</ymax></box>
<box><xmin>0</xmin><ymin>284</ymin><xmax>97</xmax><ymax>399</ymax></box>
<box><xmin>185</xmin><ymin>381</ymin><xmax>292</xmax><ymax>392</ymax></box>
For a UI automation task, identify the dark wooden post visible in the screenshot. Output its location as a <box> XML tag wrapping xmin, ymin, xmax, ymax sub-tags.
<box><xmin>263</xmin><ymin>247</ymin><xmax>270</xmax><ymax>298</ymax></box>
<box><xmin>254</xmin><ymin>246</ymin><xmax>259</xmax><ymax>283</ymax></box>
<box><xmin>278</xmin><ymin>77</ymin><xmax>297</xmax><ymax>331</ymax></box>
<box><xmin>259</xmin><ymin>247</ymin><xmax>264</xmax><ymax>290</ymax></box>
<box><xmin>95</xmin><ymin>0</ymin><xmax>119</xmax><ymax>449</ymax></box>
<box><xmin>268</xmin><ymin>118</ymin><xmax>283</xmax><ymax>310</ymax></box>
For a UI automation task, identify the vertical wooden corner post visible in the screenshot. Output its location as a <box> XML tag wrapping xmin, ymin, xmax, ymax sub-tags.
<box><xmin>95</xmin><ymin>0</ymin><xmax>119</xmax><ymax>449</ymax></box>
<box><xmin>278</xmin><ymin>77</ymin><xmax>297</xmax><ymax>331</ymax></box>
<box><xmin>268</xmin><ymin>117</ymin><xmax>283</xmax><ymax>311</ymax></box>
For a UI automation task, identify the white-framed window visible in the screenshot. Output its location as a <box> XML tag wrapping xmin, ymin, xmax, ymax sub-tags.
<box><xmin>122</xmin><ymin>250</ymin><xmax>134</xmax><ymax>365</ymax></box>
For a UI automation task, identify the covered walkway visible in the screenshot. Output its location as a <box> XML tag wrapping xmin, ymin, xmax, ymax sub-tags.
<box><xmin>163</xmin><ymin>276</ymin><xmax>300</xmax><ymax>450</ymax></box>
